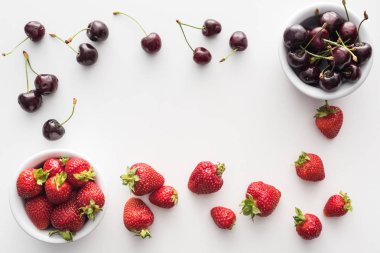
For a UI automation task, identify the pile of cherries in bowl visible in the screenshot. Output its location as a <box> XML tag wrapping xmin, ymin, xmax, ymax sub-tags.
<box><xmin>283</xmin><ymin>2</ymin><xmax>372</xmax><ymax>92</ymax></box>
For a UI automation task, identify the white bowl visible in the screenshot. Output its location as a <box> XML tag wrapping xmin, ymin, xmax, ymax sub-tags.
<box><xmin>279</xmin><ymin>2</ymin><xmax>373</xmax><ymax>100</ymax></box>
<box><xmin>9</xmin><ymin>149</ymin><xmax>107</xmax><ymax>243</ymax></box>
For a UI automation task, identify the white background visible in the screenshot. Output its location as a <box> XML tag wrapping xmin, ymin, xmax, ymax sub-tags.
<box><xmin>0</xmin><ymin>0</ymin><xmax>379</xmax><ymax>252</ymax></box>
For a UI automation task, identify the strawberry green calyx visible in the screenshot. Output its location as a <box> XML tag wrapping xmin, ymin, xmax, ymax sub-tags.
<box><xmin>53</xmin><ymin>172</ymin><xmax>67</xmax><ymax>189</ymax></box>
<box><xmin>216</xmin><ymin>162</ymin><xmax>225</xmax><ymax>176</ymax></box>
<box><xmin>240</xmin><ymin>194</ymin><xmax>261</xmax><ymax>219</ymax></box>
<box><xmin>134</xmin><ymin>229</ymin><xmax>151</xmax><ymax>239</ymax></box>
<box><xmin>73</xmin><ymin>167</ymin><xmax>96</xmax><ymax>182</ymax></box>
<box><xmin>295</xmin><ymin>152</ymin><xmax>310</xmax><ymax>166</ymax></box>
<box><xmin>33</xmin><ymin>168</ymin><xmax>49</xmax><ymax>185</ymax></box>
<box><xmin>49</xmin><ymin>230</ymin><xmax>75</xmax><ymax>241</ymax></box>
<box><xmin>340</xmin><ymin>191</ymin><xmax>353</xmax><ymax>212</ymax></box>
<box><xmin>314</xmin><ymin>100</ymin><xmax>337</xmax><ymax>118</ymax></box>
<box><xmin>120</xmin><ymin>166</ymin><xmax>140</xmax><ymax>192</ymax></box>
<box><xmin>59</xmin><ymin>157</ymin><xmax>69</xmax><ymax>165</ymax></box>
<box><xmin>171</xmin><ymin>190</ymin><xmax>179</xmax><ymax>206</ymax></box>
<box><xmin>293</xmin><ymin>207</ymin><xmax>306</xmax><ymax>226</ymax></box>
<box><xmin>80</xmin><ymin>199</ymin><xmax>103</xmax><ymax>220</ymax></box>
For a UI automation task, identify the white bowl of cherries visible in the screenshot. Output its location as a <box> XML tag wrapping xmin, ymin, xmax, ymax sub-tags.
<box><xmin>279</xmin><ymin>1</ymin><xmax>373</xmax><ymax>100</ymax></box>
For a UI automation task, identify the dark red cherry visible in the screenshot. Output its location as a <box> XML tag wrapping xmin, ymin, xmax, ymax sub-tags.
<box><xmin>34</xmin><ymin>74</ymin><xmax>58</xmax><ymax>95</ymax></box>
<box><xmin>308</xmin><ymin>27</ymin><xmax>329</xmax><ymax>51</ymax></box>
<box><xmin>320</xmin><ymin>11</ymin><xmax>343</xmax><ymax>34</ymax></box>
<box><xmin>353</xmin><ymin>42</ymin><xmax>372</xmax><ymax>64</ymax></box>
<box><xmin>24</xmin><ymin>21</ymin><xmax>45</xmax><ymax>42</ymax></box>
<box><xmin>283</xmin><ymin>25</ymin><xmax>308</xmax><ymax>49</ymax></box>
<box><xmin>43</xmin><ymin>119</ymin><xmax>65</xmax><ymax>140</ymax></box>
<box><xmin>202</xmin><ymin>19</ymin><xmax>222</xmax><ymax>36</ymax></box>
<box><xmin>141</xmin><ymin>33</ymin><xmax>162</xmax><ymax>54</ymax></box>
<box><xmin>331</xmin><ymin>47</ymin><xmax>351</xmax><ymax>69</ymax></box>
<box><xmin>193</xmin><ymin>47</ymin><xmax>212</xmax><ymax>65</ymax></box>
<box><xmin>299</xmin><ymin>66</ymin><xmax>320</xmax><ymax>85</ymax></box>
<box><xmin>342</xmin><ymin>63</ymin><xmax>361</xmax><ymax>81</ymax></box>
<box><xmin>18</xmin><ymin>90</ymin><xmax>43</xmax><ymax>113</ymax></box>
<box><xmin>230</xmin><ymin>31</ymin><xmax>248</xmax><ymax>51</ymax></box>
<box><xmin>339</xmin><ymin>22</ymin><xmax>358</xmax><ymax>43</ymax></box>
<box><xmin>76</xmin><ymin>43</ymin><xmax>98</xmax><ymax>66</ymax></box>
<box><xmin>319</xmin><ymin>70</ymin><xmax>342</xmax><ymax>92</ymax></box>
<box><xmin>287</xmin><ymin>49</ymin><xmax>310</xmax><ymax>69</ymax></box>
<box><xmin>87</xmin><ymin>20</ymin><xmax>109</xmax><ymax>42</ymax></box>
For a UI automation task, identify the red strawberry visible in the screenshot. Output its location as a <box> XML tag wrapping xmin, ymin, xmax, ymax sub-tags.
<box><xmin>76</xmin><ymin>181</ymin><xmax>105</xmax><ymax>220</ymax></box>
<box><xmin>123</xmin><ymin>197</ymin><xmax>154</xmax><ymax>238</ymax></box>
<box><xmin>65</xmin><ymin>157</ymin><xmax>95</xmax><ymax>188</ymax></box>
<box><xmin>25</xmin><ymin>195</ymin><xmax>53</xmax><ymax>230</ymax></box>
<box><xmin>45</xmin><ymin>172</ymin><xmax>72</xmax><ymax>204</ymax></box>
<box><xmin>293</xmin><ymin>207</ymin><xmax>322</xmax><ymax>240</ymax></box>
<box><xmin>16</xmin><ymin>168</ymin><xmax>49</xmax><ymax>199</ymax></box>
<box><xmin>188</xmin><ymin>161</ymin><xmax>225</xmax><ymax>194</ymax></box>
<box><xmin>315</xmin><ymin>101</ymin><xmax>343</xmax><ymax>139</ymax></box>
<box><xmin>49</xmin><ymin>194</ymin><xmax>85</xmax><ymax>241</ymax></box>
<box><xmin>120</xmin><ymin>163</ymin><xmax>164</xmax><ymax>196</ymax></box>
<box><xmin>294</xmin><ymin>152</ymin><xmax>325</xmax><ymax>181</ymax></box>
<box><xmin>241</xmin><ymin>181</ymin><xmax>281</xmax><ymax>219</ymax></box>
<box><xmin>210</xmin><ymin>206</ymin><xmax>236</xmax><ymax>230</ymax></box>
<box><xmin>324</xmin><ymin>191</ymin><xmax>352</xmax><ymax>217</ymax></box>
<box><xmin>42</xmin><ymin>158</ymin><xmax>66</xmax><ymax>178</ymax></box>
<box><xmin>149</xmin><ymin>186</ymin><xmax>178</xmax><ymax>208</ymax></box>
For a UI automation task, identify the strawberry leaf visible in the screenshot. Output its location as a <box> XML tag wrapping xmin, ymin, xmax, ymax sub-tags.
<box><xmin>314</xmin><ymin>100</ymin><xmax>337</xmax><ymax>118</ymax></box>
<box><xmin>216</xmin><ymin>162</ymin><xmax>225</xmax><ymax>176</ymax></box>
<box><xmin>293</xmin><ymin>207</ymin><xmax>306</xmax><ymax>225</ymax></box>
<box><xmin>295</xmin><ymin>152</ymin><xmax>310</xmax><ymax>166</ymax></box>
<box><xmin>120</xmin><ymin>166</ymin><xmax>140</xmax><ymax>193</ymax></box>
<box><xmin>53</xmin><ymin>172</ymin><xmax>67</xmax><ymax>189</ymax></box>
<box><xmin>134</xmin><ymin>229</ymin><xmax>151</xmax><ymax>239</ymax></box>
<box><xmin>240</xmin><ymin>194</ymin><xmax>261</xmax><ymax>219</ymax></box>
<box><xmin>73</xmin><ymin>167</ymin><xmax>95</xmax><ymax>182</ymax></box>
<box><xmin>49</xmin><ymin>230</ymin><xmax>75</xmax><ymax>241</ymax></box>
<box><xmin>340</xmin><ymin>191</ymin><xmax>353</xmax><ymax>212</ymax></box>
<box><xmin>33</xmin><ymin>168</ymin><xmax>49</xmax><ymax>185</ymax></box>
<box><xmin>79</xmin><ymin>199</ymin><xmax>103</xmax><ymax>220</ymax></box>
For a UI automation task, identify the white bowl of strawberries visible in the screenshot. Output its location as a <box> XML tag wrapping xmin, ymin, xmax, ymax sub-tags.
<box><xmin>10</xmin><ymin>149</ymin><xmax>106</xmax><ymax>243</ymax></box>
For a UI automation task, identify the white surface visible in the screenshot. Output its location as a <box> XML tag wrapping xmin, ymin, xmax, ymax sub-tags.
<box><xmin>279</xmin><ymin>2</ymin><xmax>373</xmax><ymax>100</ymax></box>
<box><xmin>0</xmin><ymin>0</ymin><xmax>379</xmax><ymax>252</ymax></box>
<box><xmin>9</xmin><ymin>149</ymin><xmax>107</xmax><ymax>243</ymax></box>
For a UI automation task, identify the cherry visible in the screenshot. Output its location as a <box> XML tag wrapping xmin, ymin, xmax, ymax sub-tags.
<box><xmin>220</xmin><ymin>31</ymin><xmax>248</xmax><ymax>62</ymax></box>
<box><xmin>353</xmin><ymin>42</ymin><xmax>372</xmax><ymax>64</ymax></box>
<box><xmin>319</xmin><ymin>70</ymin><xmax>342</xmax><ymax>92</ymax></box>
<box><xmin>308</xmin><ymin>26</ymin><xmax>329</xmax><ymax>51</ymax></box>
<box><xmin>319</xmin><ymin>12</ymin><xmax>343</xmax><ymax>34</ymax></box>
<box><xmin>2</xmin><ymin>21</ymin><xmax>45</xmax><ymax>56</ymax></box>
<box><xmin>331</xmin><ymin>47</ymin><xmax>351</xmax><ymax>69</ymax></box>
<box><xmin>176</xmin><ymin>20</ymin><xmax>212</xmax><ymax>65</ymax></box>
<box><xmin>339</xmin><ymin>22</ymin><xmax>358</xmax><ymax>43</ymax></box>
<box><xmin>287</xmin><ymin>49</ymin><xmax>310</xmax><ymax>69</ymax></box>
<box><xmin>43</xmin><ymin>98</ymin><xmax>77</xmax><ymax>141</ymax></box>
<box><xmin>202</xmin><ymin>19</ymin><xmax>222</xmax><ymax>36</ymax></box>
<box><xmin>114</xmin><ymin>11</ymin><xmax>162</xmax><ymax>54</ymax></box>
<box><xmin>342</xmin><ymin>63</ymin><xmax>361</xmax><ymax>81</ymax></box>
<box><xmin>65</xmin><ymin>20</ymin><xmax>109</xmax><ymax>44</ymax></box>
<box><xmin>283</xmin><ymin>24</ymin><xmax>308</xmax><ymax>49</ymax></box>
<box><xmin>299</xmin><ymin>66</ymin><xmax>320</xmax><ymax>85</ymax></box>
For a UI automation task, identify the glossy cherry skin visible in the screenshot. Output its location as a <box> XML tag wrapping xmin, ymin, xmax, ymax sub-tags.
<box><xmin>230</xmin><ymin>31</ymin><xmax>248</xmax><ymax>51</ymax></box>
<box><xmin>319</xmin><ymin>70</ymin><xmax>342</xmax><ymax>92</ymax></box>
<box><xmin>42</xmin><ymin>119</ymin><xmax>65</xmax><ymax>141</ymax></box>
<box><xmin>283</xmin><ymin>25</ymin><xmax>308</xmax><ymax>49</ymax></box>
<box><xmin>320</xmin><ymin>11</ymin><xmax>343</xmax><ymax>34</ymax></box>
<box><xmin>87</xmin><ymin>20</ymin><xmax>109</xmax><ymax>42</ymax></box>
<box><xmin>342</xmin><ymin>63</ymin><xmax>361</xmax><ymax>81</ymax></box>
<box><xmin>24</xmin><ymin>21</ymin><xmax>45</xmax><ymax>42</ymax></box>
<box><xmin>287</xmin><ymin>49</ymin><xmax>310</xmax><ymax>69</ymax></box>
<box><xmin>339</xmin><ymin>22</ymin><xmax>358</xmax><ymax>43</ymax></box>
<box><xmin>354</xmin><ymin>42</ymin><xmax>372</xmax><ymax>64</ymax></box>
<box><xmin>299</xmin><ymin>66</ymin><xmax>320</xmax><ymax>85</ymax></box>
<box><xmin>202</xmin><ymin>19</ymin><xmax>222</xmax><ymax>36</ymax></box>
<box><xmin>141</xmin><ymin>33</ymin><xmax>162</xmax><ymax>54</ymax></box>
<box><xmin>18</xmin><ymin>90</ymin><xmax>43</xmax><ymax>112</ymax></box>
<box><xmin>34</xmin><ymin>74</ymin><xmax>58</xmax><ymax>95</ymax></box>
<box><xmin>331</xmin><ymin>47</ymin><xmax>351</xmax><ymax>69</ymax></box>
<box><xmin>309</xmin><ymin>27</ymin><xmax>329</xmax><ymax>51</ymax></box>
<box><xmin>193</xmin><ymin>47</ymin><xmax>212</xmax><ymax>65</ymax></box>
<box><xmin>76</xmin><ymin>43</ymin><xmax>98</xmax><ymax>66</ymax></box>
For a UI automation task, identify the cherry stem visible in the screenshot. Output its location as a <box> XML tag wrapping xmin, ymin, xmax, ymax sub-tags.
<box><xmin>2</xmin><ymin>37</ymin><xmax>29</xmax><ymax>57</ymax></box>
<box><xmin>65</xmin><ymin>28</ymin><xmax>89</xmax><ymax>44</ymax></box>
<box><xmin>113</xmin><ymin>11</ymin><xmax>148</xmax><ymax>36</ymax></box>
<box><xmin>24</xmin><ymin>55</ymin><xmax>30</xmax><ymax>92</ymax></box>
<box><xmin>23</xmin><ymin>51</ymin><xmax>39</xmax><ymax>76</ymax></box>
<box><xmin>357</xmin><ymin>11</ymin><xmax>368</xmax><ymax>42</ymax></box>
<box><xmin>304</xmin><ymin>22</ymin><xmax>327</xmax><ymax>49</ymax></box>
<box><xmin>176</xmin><ymin>20</ymin><xmax>194</xmax><ymax>52</ymax></box>
<box><xmin>314</xmin><ymin>8</ymin><xmax>320</xmax><ymax>18</ymax></box>
<box><xmin>335</xmin><ymin>31</ymin><xmax>358</xmax><ymax>62</ymax></box>
<box><xmin>302</xmin><ymin>47</ymin><xmax>333</xmax><ymax>60</ymax></box>
<box><xmin>60</xmin><ymin>98</ymin><xmax>77</xmax><ymax>126</ymax></box>
<box><xmin>49</xmin><ymin>33</ymin><xmax>78</xmax><ymax>54</ymax></box>
<box><xmin>219</xmin><ymin>48</ymin><xmax>238</xmax><ymax>63</ymax></box>
<box><xmin>342</xmin><ymin>0</ymin><xmax>350</xmax><ymax>21</ymax></box>
<box><xmin>180</xmin><ymin>22</ymin><xmax>203</xmax><ymax>30</ymax></box>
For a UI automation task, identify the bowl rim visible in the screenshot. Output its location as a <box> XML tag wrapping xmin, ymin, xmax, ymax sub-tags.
<box><xmin>9</xmin><ymin>148</ymin><xmax>107</xmax><ymax>244</ymax></box>
<box><xmin>279</xmin><ymin>2</ymin><xmax>373</xmax><ymax>100</ymax></box>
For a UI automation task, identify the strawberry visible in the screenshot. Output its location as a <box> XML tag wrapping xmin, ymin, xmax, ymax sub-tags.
<box><xmin>76</xmin><ymin>181</ymin><xmax>105</xmax><ymax>220</ymax></box>
<box><xmin>149</xmin><ymin>186</ymin><xmax>178</xmax><ymax>208</ymax></box>
<box><xmin>45</xmin><ymin>172</ymin><xmax>72</xmax><ymax>204</ymax></box>
<box><xmin>16</xmin><ymin>168</ymin><xmax>49</xmax><ymax>199</ymax></box>
<box><xmin>25</xmin><ymin>195</ymin><xmax>53</xmax><ymax>230</ymax></box>
<box><xmin>293</xmin><ymin>207</ymin><xmax>322</xmax><ymax>240</ymax></box>
<box><xmin>42</xmin><ymin>157</ymin><xmax>66</xmax><ymax>178</ymax></box>
<box><xmin>324</xmin><ymin>191</ymin><xmax>352</xmax><ymax>217</ymax></box>
<box><xmin>315</xmin><ymin>101</ymin><xmax>343</xmax><ymax>139</ymax></box>
<box><xmin>120</xmin><ymin>163</ymin><xmax>165</xmax><ymax>196</ymax></box>
<box><xmin>294</xmin><ymin>152</ymin><xmax>325</xmax><ymax>181</ymax></box>
<box><xmin>188</xmin><ymin>161</ymin><xmax>225</xmax><ymax>194</ymax></box>
<box><xmin>65</xmin><ymin>157</ymin><xmax>95</xmax><ymax>188</ymax></box>
<box><xmin>210</xmin><ymin>206</ymin><xmax>236</xmax><ymax>230</ymax></box>
<box><xmin>123</xmin><ymin>197</ymin><xmax>154</xmax><ymax>238</ymax></box>
<box><xmin>49</xmin><ymin>194</ymin><xmax>85</xmax><ymax>241</ymax></box>
<box><xmin>241</xmin><ymin>181</ymin><xmax>281</xmax><ymax>219</ymax></box>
